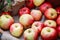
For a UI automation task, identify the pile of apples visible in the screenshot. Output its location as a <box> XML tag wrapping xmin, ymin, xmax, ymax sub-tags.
<box><xmin>0</xmin><ymin>0</ymin><xmax>60</xmax><ymax>40</ymax></box>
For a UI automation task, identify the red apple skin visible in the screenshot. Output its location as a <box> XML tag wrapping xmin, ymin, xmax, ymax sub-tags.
<box><xmin>25</xmin><ymin>0</ymin><xmax>34</xmax><ymax>9</ymax></box>
<box><xmin>2</xmin><ymin>12</ymin><xmax>10</xmax><ymax>15</ymax></box>
<box><xmin>19</xmin><ymin>7</ymin><xmax>30</xmax><ymax>16</ymax></box>
<box><xmin>32</xmin><ymin>21</ymin><xmax>44</xmax><ymax>34</ymax></box>
<box><xmin>56</xmin><ymin>7</ymin><xmax>60</xmax><ymax>15</ymax></box>
<box><xmin>39</xmin><ymin>2</ymin><xmax>52</xmax><ymax>13</ymax></box>
<box><xmin>24</xmin><ymin>28</ymin><xmax>38</xmax><ymax>40</ymax></box>
<box><xmin>41</xmin><ymin>27</ymin><xmax>57</xmax><ymax>40</ymax></box>
<box><xmin>57</xmin><ymin>26</ymin><xmax>60</xmax><ymax>37</ymax></box>
<box><xmin>44</xmin><ymin>8</ymin><xmax>57</xmax><ymax>20</ymax></box>
<box><xmin>56</xmin><ymin>15</ymin><xmax>60</xmax><ymax>25</ymax></box>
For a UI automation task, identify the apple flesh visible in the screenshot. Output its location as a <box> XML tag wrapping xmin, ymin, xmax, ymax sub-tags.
<box><xmin>19</xmin><ymin>7</ymin><xmax>30</xmax><ymax>16</ymax></box>
<box><xmin>56</xmin><ymin>7</ymin><xmax>60</xmax><ymax>15</ymax></box>
<box><xmin>41</xmin><ymin>27</ymin><xmax>57</xmax><ymax>40</ymax></box>
<box><xmin>10</xmin><ymin>23</ymin><xmax>23</xmax><ymax>37</ymax></box>
<box><xmin>57</xmin><ymin>26</ymin><xmax>60</xmax><ymax>37</ymax></box>
<box><xmin>24</xmin><ymin>28</ymin><xmax>38</xmax><ymax>40</ymax></box>
<box><xmin>19</xmin><ymin>14</ymin><xmax>34</xmax><ymax>29</ymax></box>
<box><xmin>0</xmin><ymin>15</ymin><xmax>14</xmax><ymax>30</ymax></box>
<box><xmin>39</xmin><ymin>2</ymin><xmax>52</xmax><ymax>13</ymax></box>
<box><xmin>33</xmin><ymin>0</ymin><xmax>45</xmax><ymax>6</ymax></box>
<box><xmin>44</xmin><ymin>8</ymin><xmax>57</xmax><ymax>20</ymax></box>
<box><xmin>32</xmin><ymin>21</ymin><xmax>44</xmax><ymax>33</ymax></box>
<box><xmin>44</xmin><ymin>20</ymin><xmax>57</xmax><ymax>28</ymax></box>
<box><xmin>31</xmin><ymin>9</ymin><xmax>42</xmax><ymax>21</ymax></box>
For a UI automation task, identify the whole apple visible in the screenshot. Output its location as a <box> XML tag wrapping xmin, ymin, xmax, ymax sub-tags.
<box><xmin>24</xmin><ymin>28</ymin><xmax>38</xmax><ymax>40</ymax></box>
<box><xmin>0</xmin><ymin>15</ymin><xmax>14</xmax><ymax>30</ymax></box>
<box><xmin>32</xmin><ymin>21</ymin><xmax>44</xmax><ymax>34</ymax></box>
<box><xmin>31</xmin><ymin>9</ymin><xmax>42</xmax><ymax>21</ymax></box>
<box><xmin>19</xmin><ymin>7</ymin><xmax>30</xmax><ymax>16</ymax></box>
<box><xmin>44</xmin><ymin>20</ymin><xmax>57</xmax><ymax>28</ymax></box>
<box><xmin>41</xmin><ymin>27</ymin><xmax>57</xmax><ymax>40</ymax></box>
<box><xmin>39</xmin><ymin>2</ymin><xmax>52</xmax><ymax>13</ymax></box>
<box><xmin>44</xmin><ymin>8</ymin><xmax>57</xmax><ymax>20</ymax></box>
<box><xmin>56</xmin><ymin>15</ymin><xmax>60</xmax><ymax>25</ymax></box>
<box><xmin>33</xmin><ymin>0</ymin><xmax>45</xmax><ymax>6</ymax></box>
<box><xmin>25</xmin><ymin>0</ymin><xmax>34</xmax><ymax>9</ymax></box>
<box><xmin>56</xmin><ymin>7</ymin><xmax>60</xmax><ymax>15</ymax></box>
<box><xmin>57</xmin><ymin>26</ymin><xmax>60</xmax><ymax>37</ymax></box>
<box><xmin>10</xmin><ymin>23</ymin><xmax>23</xmax><ymax>37</ymax></box>
<box><xmin>19</xmin><ymin>14</ymin><xmax>34</xmax><ymax>29</ymax></box>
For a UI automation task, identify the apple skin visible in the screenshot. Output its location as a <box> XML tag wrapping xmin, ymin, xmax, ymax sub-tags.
<box><xmin>56</xmin><ymin>7</ymin><xmax>60</xmax><ymax>15</ymax></box>
<box><xmin>10</xmin><ymin>23</ymin><xmax>23</xmax><ymax>37</ymax></box>
<box><xmin>19</xmin><ymin>14</ymin><xmax>34</xmax><ymax>29</ymax></box>
<box><xmin>56</xmin><ymin>15</ymin><xmax>60</xmax><ymax>25</ymax></box>
<box><xmin>39</xmin><ymin>2</ymin><xmax>52</xmax><ymax>13</ymax></box>
<box><xmin>33</xmin><ymin>0</ymin><xmax>45</xmax><ymax>6</ymax></box>
<box><xmin>57</xmin><ymin>26</ymin><xmax>60</xmax><ymax>37</ymax></box>
<box><xmin>44</xmin><ymin>20</ymin><xmax>57</xmax><ymax>28</ymax></box>
<box><xmin>0</xmin><ymin>15</ymin><xmax>14</xmax><ymax>30</ymax></box>
<box><xmin>24</xmin><ymin>28</ymin><xmax>38</xmax><ymax>40</ymax></box>
<box><xmin>44</xmin><ymin>8</ymin><xmax>57</xmax><ymax>20</ymax></box>
<box><xmin>19</xmin><ymin>7</ymin><xmax>30</xmax><ymax>16</ymax></box>
<box><xmin>41</xmin><ymin>27</ymin><xmax>57</xmax><ymax>40</ymax></box>
<box><xmin>2</xmin><ymin>12</ymin><xmax>10</xmax><ymax>15</ymax></box>
<box><xmin>31</xmin><ymin>9</ymin><xmax>42</xmax><ymax>21</ymax></box>
<box><xmin>32</xmin><ymin>21</ymin><xmax>44</xmax><ymax>34</ymax></box>
<box><xmin>25</xmin><ymin>0</ymin><xmax>34</xmax><ymax>9</ymax></box>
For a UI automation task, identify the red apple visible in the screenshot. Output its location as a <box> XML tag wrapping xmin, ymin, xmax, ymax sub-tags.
<box><xmin>2</xmin><ymin>12</ymin><xmax>10</xmax><ymax>15</ymax></box>
<box><xmin>19</xmin><ymin>14</ymin><xmax>34</xmax><ymax>29</ymax></box>
<box><xmin>25</xmin><ymin>0</ymin><xmax>34</xmax><ymax>9</ymax></box>
<box><xmin>41</xmin><ymin>27</ymin><xmax>57</xmax><ymax>40</ymax></box>
<box><xmin>10</xmin><ymin>23</ymin><xmax>23</xmax><ymax>37</ymax></box>
<box><xmin>19</xmin><ymin>7</ymin><xmax>30</xmax><ymax>16</ymax></box>
<box><xmin>33</xmin><ymin>0</ymin><xmax>45</xmax><ymax>6</ymax></box>
<box><xmin>44</xmin><ymin>8</ymin><xmax>57</xmax><ymax>20</ymax></box>
<box><xmin>0</xmin><ymin>15</ymin><xmax>14</xmax><ymax>30</ymax></box>
<box><xmin>44</xmin><ymin>20</ymin><xmax>57</xmax><ymax>28</ymax></box>
<box><xmin>32</xmin><ymin>21</ymin><xmax>44</xmax><ymax>33</ymax></box>
<box><xmin>31</xmin><ymin>9</ymin><xmax>42</xmax><ymax>21</ymax></box>
<box><xmin>24</xmin><ymin>28</ymin><xmax>38</xmax><ymax>40</ymax></box>
<box><xmin>56</xmin><ymin>7</ymin><xmax>60</xmax><ymax>15</ymax></box>
<box><xmin>56</xmin><ymin>15</ymin><xmax>60</xmax><ymax>25</ymax></box>
<box><xmin>39</xmin><ymin>2</ymin><xmax>52</xmax><ymax>13</ymax></box>
<box><xmin>57</xmin><ymin>26</ymin><xmax>60</xmax><ymax>37</ymax></box>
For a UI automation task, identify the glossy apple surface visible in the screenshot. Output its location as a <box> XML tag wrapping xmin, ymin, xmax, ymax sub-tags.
<box><xmin>56</xmin><ymin>7</ymin><xmax>60</xmax><ymax>15</ymax></box>
<box><xmin>57</xmin><ymin>26</ymin><xmax>60</xmax><ymax>37</ymax></box>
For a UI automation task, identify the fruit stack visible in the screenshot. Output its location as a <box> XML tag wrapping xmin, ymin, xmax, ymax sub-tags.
<box><xmin>0</xmin><ymin>0</ymin><xmax>60</xmax><ymax>40</ymax></box>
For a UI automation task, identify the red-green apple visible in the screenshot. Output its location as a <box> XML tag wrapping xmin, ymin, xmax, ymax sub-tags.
<box><xmin>24</xmin><ymin>28</ymin><xmax>38</xmax><ymax>40</ymax></box>
<box><xmin>0</xmin><ymin>15</ymin><xmax>14</xmax><ymax>30</ymax></box>
<box><xmin>10</xmin><ymin>23</ymin><xmax>23</xmax><ymax>37</ymax></box>
<box><xmin>44</xmin><ymin>8</ymin><xmax>57</xmax><ymax>20</ymax></box>
<box><xmin>33</xmin><ymin>0</ymin><xmax>45</xmax><ymax>6</ymax></box>
<box><xmin>19</xmin><ymin>14</ymin><xmax>34</xmax><ymax>29</ymax></box>
<box><xmin>56</xmin><ymin>7</ymin><xmax>60</xmax><ymax>15</ymax></box>
<box><xmin>39</xmin><ymin>2</ymin><xmax>52</xmax><ymax>13</ymax></box>
<box><xmin>19</xmin><ymin>7</ymin><xmax>30</xmax><ymax>16</ymax></box>
<box><xmin>41</xmin><ymin>27</ymin><xmax>57</xmax><ymax>40</ymax></box>
<box><xmin>32</xmin><ymin>21</ymin><xmax>44</xmax><ymax>33</ymax></box>
<box><xmin>57</xmin><ymin>26</ymin><xmax>60</xmax><ymax>37</ymax></box>
<box><xmin>44</xmin><ymin>20</ymin><xmax>57</xmax><ymax>28</ymax></box>
<box><xmin>31</xmin><ymin>9</ymin><xmax>42</xmax><ymax>21</ymax></box>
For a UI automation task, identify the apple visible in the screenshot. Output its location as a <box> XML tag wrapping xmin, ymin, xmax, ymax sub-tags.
<box><xmin>56</xmin><ymin>7</ymin><xmax>60</xmax><ymax>15</ymax></box>
<box><xmin>10</xmin><ymin>23</ymin><xmax>23</xmax><ymax>37</ymax></box>
<box><xmin>33</xmin><ymin>0</ymin><xmax>45</xmax><ymax>6</ymax></box>
<box><xmin>2</xmin><ymin>12</ymin><xmax>10</xmax><ymax>15</ymax></box>
<box><xmin>24</xmin><ymin>28</ymin><xmax>38</xmax><ymax>40</ymax></box>
<box><xmin>25</xmin><ymin>0</ymin><xmax>34</xmax><ymax>9</ymax></box>
<box><xmin>0</xmin><ymin>15</ymin><xmax>14</xmax><ymax>30</ymax></box>
<box><xmin>39</xmin><ymin>2</ymin><xmax>52</xmax><ymax>13</ymax></box>
<box><xmin>44</xmin><ymin>20</ymin><xmax>57</xmax><ymax>28</ymax></box>
<box><xmin>56</xmin><ymin>15</ymin><xmax>60</xmax><ymax>25</ymax></box>
<box><xmin>32</xmin><ymin>21</ymin><xmax>44</xmax><ymax>34</ymax></box>
<box><xmin>44</xmin><ymin>8</ymin><xmax>57</xmax><ymax>20</ymax></box>
<box><xmin>31</xmin><ymin>9</ymin><xmax>42</xmax><ymax>21</ymax></box>
<box><xmin>19</xmin><ymin>14</ymin><xmax>34</xmax><ymax>29</ymax></box>
<box><xmin>41</xmin><ymin>27</ymin><xmax>57</xmax><ymax>40</ymax></box>
<box><xmin>57</xmin><ymin>26</ymin><xmax>60</xmax><ymax>37</ymax></box>
<box><xmin>19</xmin><ymin>7</ymin><xmax>30</xmax><ymax>16</ymax></box>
